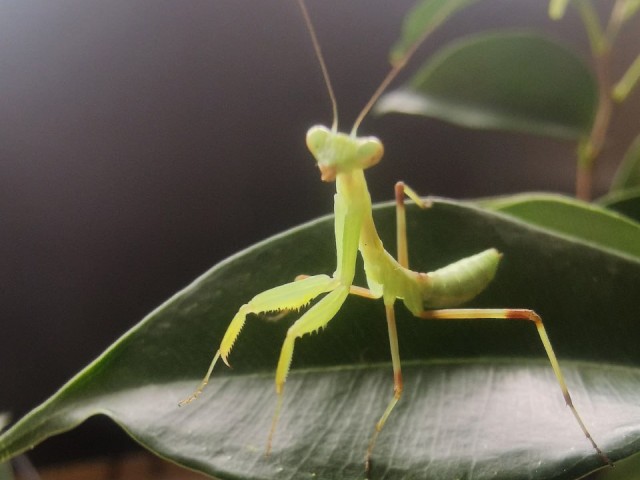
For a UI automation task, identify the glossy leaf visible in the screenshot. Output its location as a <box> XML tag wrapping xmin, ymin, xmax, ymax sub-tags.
<box><xmin>611</xmin><ymin>134</ymin><xmax>640</xmax><ymax>192</ymax></box>
<box><xmin>390</xmin><ymin>0</ymin><xmax>481</xmax><ymax>63</ymax></box>
<box><xmin>480</xmin><ymin>193</ymin><xmax>640</xmax><ymax>261</ymax></box>
<box><xmin>1</xmin><ymin>199</ymin><xmax>640</xmax><ymax>480</ymax></box>
<box><xmin>377</xmin><ymin>32</ymin><xmax>598</xmax><ymax>139</ymax></box>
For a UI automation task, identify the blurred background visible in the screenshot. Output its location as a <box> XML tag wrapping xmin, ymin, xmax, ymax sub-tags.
<box><xmin>1</xmin><ymin>0</ymin><xmax>639</xmax><ymax>470</ymax></box>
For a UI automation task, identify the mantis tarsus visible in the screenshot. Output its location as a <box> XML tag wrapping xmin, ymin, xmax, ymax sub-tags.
<box><xmin>181</xmin><ymin>0</ymin><xmax>611</xmax><ymax>474</ymax></box>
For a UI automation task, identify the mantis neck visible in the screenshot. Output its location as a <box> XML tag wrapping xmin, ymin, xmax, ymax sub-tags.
<box><xmin>334</xmin><ymin>170</ymin><xmax>382</xmax><ymax>284</ymax></box>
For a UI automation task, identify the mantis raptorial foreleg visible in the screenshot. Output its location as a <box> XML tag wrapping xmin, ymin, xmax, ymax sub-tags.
<box><xmin>274</xmin><ymin>286</ymin><xmax>350</xmax><ymax>394</ymax></box>
<box><xmin>179</xmin><ymin>274</ymin><xmax>338</xmax><ymax>406</ymax></box>
<box><xmin>267</xmin><ymin>285</ymin><xmax>350</xmax><ymax>453</ymax></box>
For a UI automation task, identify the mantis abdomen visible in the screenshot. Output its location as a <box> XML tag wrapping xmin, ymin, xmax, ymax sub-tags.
<box><xmin>421</xmin><ymin>248</ymin><xmax>502</xmax><ymax>309</ymax></box>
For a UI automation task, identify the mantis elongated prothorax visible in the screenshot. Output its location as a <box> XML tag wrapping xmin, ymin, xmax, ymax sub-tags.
<box><xmin>181</xmin><ymin>0</ymin><xmax>611</xmax><ymax>475</ymax></box>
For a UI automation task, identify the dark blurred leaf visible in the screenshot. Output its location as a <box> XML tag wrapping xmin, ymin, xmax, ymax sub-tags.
<box><xmin>610</xmin><ymin>134</ymin><xmax>640</xmax><ymax>193</ymax></box>
<box><xmin>597</xmin><ymin>187</ymin><xmax>640</xmax><ymax>222</ymax></box>
<box><xmin>1</xmin><ymin>199</ymin><xmax>639</xmax><ymax>480</ymax></box>
<box><xmin>390</xmin><ymin>0</ymin><xmax>481</xmax><ymax>63</ymax></box>
<box><xmin>377</xmin><ymin>32</ymin><xmax>597</xmax><ymax>139</ymax></box>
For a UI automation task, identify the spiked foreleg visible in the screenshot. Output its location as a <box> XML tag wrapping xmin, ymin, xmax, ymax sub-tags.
<box><xmin>179</xmin><ymin>274</ymin><xmax>338</xmax><ymax>406</ymax></box>
<box><xmin>219</xmin><ymin>274</ymin><xmax>340</xmax><ymax>364</ymax></box>
<box><xmin>267</xmin><ymin>284</ymin><xmax>350</xmax><ymax>453</ymax></box>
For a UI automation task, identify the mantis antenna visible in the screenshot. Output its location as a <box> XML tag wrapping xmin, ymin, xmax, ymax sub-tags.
<box><xmin>350</xmin><ymin>23</ymin><xmax>432</xmax><ymax>135</ymax></box>
<box><xmin>297</xmin><ymin>0</ymin><xmax>444</xmax><ymax>136</ymax></box>
<box><xmin>296</xmin><ymin>0</ymin><xmax>339</xmax><ymax>131</ymax></box>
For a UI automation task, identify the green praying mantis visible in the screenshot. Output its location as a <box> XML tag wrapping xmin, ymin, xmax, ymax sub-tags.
<box><xmin>180</xmin><ymin>0</ymin><xmax>611</xmax><ymax>475</ymax></box>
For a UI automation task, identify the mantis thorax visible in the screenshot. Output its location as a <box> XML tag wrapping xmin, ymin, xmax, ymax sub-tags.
<box><xmin>306</xmin><ymin>125</ymin><xmax>384</xmax><ymax>182</ymax></box>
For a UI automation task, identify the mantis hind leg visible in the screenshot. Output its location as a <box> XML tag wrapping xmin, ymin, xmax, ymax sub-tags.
<box><xmin>179</xmin><ymin>274</ymin><xmax>338</xmax><ymax>406</ymax></box>
<box><xmin>419</xmin><ymin>307</ymin><xmax>612</xmax><ymax>466</ymax></box>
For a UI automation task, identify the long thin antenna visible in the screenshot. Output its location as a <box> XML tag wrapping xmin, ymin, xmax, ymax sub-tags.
<box><xmin>351</xmin><ymin>17</ymin><xmax>438</xmax><ymax>135</ymax></box>
<box><xmin>296</xmin><ymin>0</ymin><xmax>339</xmax><ymax>131</ymax></box>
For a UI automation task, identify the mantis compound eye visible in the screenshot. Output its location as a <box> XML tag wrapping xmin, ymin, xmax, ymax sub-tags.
<box><xmin>305</xmin><ymin>125</ymin><xmax>331</xmax><ymax>158</ymax></box>
<box><xmin>355</xmin><ymin>137</ymin><xmax>384</xmax><ymax>170</ymax></box>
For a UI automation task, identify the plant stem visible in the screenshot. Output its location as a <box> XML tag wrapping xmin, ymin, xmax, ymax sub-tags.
<box><xmin>577</xmin><ymin>47</ymin><xmax>613</xmax><ymax>201</ymax></box>
<box><xmin>574</xmin><ymin>0</ymin><xmax>625</xmax><ymax>200</ymax></box>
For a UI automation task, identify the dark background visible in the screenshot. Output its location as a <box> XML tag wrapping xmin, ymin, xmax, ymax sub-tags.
<box><xmin>1</xmin><ymin>0</ymin><xmax>639</xmax><ymax>467</ymax></box>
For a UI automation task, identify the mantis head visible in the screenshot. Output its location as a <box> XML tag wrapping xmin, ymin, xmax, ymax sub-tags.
<box><xmin>306</xmin><ymin>125</ymin><xmax>384</xmax><ymax>182</ymax></box>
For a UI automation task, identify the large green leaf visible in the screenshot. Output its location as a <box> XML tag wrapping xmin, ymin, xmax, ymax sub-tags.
<box><xmin>1</xmin><ymin>199</ymin><xmax>640</xmax><ymax>480</ymax></box>
<box><xmin>377</xmin><ymin>32</ymin><xmax>598</xmax><ymax>139</ymax></box>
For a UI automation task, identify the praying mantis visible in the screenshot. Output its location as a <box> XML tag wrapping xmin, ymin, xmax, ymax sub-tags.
<box><xmin>180</xmin><ymin>0</ymin><xmax>611</xmax><ymax>475</ymax></box>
